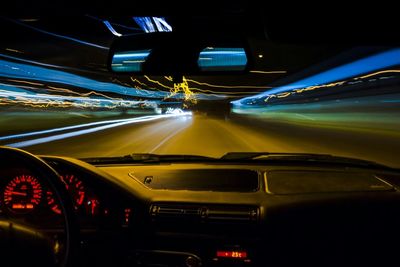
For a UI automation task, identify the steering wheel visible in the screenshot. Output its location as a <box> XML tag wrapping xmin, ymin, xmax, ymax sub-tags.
<box><xmin>0</xmin><ymin>146</ymin><xmax>79</xmax><ymax>267</ymax></box>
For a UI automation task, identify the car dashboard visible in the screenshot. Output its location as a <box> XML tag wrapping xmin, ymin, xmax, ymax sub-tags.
<box><xmin>2</xmin><ymin>155</ymin><xmax>400</xmax><ymax>267</ymax></box>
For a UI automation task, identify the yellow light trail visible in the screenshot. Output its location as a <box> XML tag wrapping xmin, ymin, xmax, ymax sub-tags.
<box><xmin>142</xmin><ymin>76</ymin><xmax>216</xmax><ymax>100</ymax></box>
<box><xmin>6</xmin><ymin>79</ymin><xmax>44</xmax><ymax>86</ymax></box>
<box><xmin>130</xmin><ymin>77</ymin><xmax>166</xmax><ymax>92</ymax></box>
<box><xmin>134</xmin><ymin>76</ymin><xmax>264</xmax><ymax>96</ymax></box>
<box><xmin>169</xmin><ymin>76</ymin><xmax>196</xmax><ymax>103</ymax></box>
<box><xmin>5</xmin><ymin>48</ymin><xmax>24</xmax><ymax>54</ymax></box>
<box><xmin>0</xmin><ymin>87</ymin><xmax>134</xmax><ymax>110</ymax></box>
<box><xmin>1</xmin><ymin>97</ymin><xmax>74</xmax><ymax>108</ymax></box>
<box><xmin>144</xmin><ymin>75</ymin><xmax>174</xmax><ymax>90</ymax></box>
<box><xmin>183</xmin><ymin>78</ymin><xmax>273</xmax><ymax>89</ymax></box>
<box><xmin>357</xmin><ymin>69</ymin><xmax>400</xmax><ymax>80</ymax></box>
<box><xmin>2</xmin><ymin>79</ymin><xmax>126</xmax><ymax>102</ymax></box>
<box><xmin>249</xmin><ymin>70</ymin><xmax>287</xmax><ymax>74</ymax></box>
<box><xmin>293</xmin><ymin>81</ymin><xmax>346</xmax><ymax>94</ymax></box>
<box><xmin>47</xmin><ymin>86</ymin><xmax>124</xmax><ymax>101</ymax></box>
<box><xmin>163</xmin><ymin>76</ymin><xmax>260</xmax><ymax>95</ymax></box>
<box><xmin>111</xmin><ymin>78</ymin><xmax>134</xmax><ymax>88</ymax></box>
<box><xmin>276</xmin><ymin>92</ymin><xmax>291</xmax><ymax>98</ymax></box>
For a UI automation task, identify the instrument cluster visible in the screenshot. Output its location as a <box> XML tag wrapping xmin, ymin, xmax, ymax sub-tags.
<box><xmin>0</xmin><ymin>167</ymin><xmax>101</xmax><ymax>227</ymax></box>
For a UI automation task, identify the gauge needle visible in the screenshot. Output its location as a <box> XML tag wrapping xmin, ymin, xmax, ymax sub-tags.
<box><xmin>10</xmin><ymin>191</ymin><xmax>27</xmax><ymax>196</ymax></box>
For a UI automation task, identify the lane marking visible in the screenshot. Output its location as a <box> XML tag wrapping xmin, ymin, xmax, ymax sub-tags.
<box><xmin>295</xmin><ymin>113</ymin><xmax>315</xmax><ymax>120</ymax></box>
<box><xmin>149</xmin><ymin>120</ymin><xmax>192</xmax><ymax>153</ymax></box>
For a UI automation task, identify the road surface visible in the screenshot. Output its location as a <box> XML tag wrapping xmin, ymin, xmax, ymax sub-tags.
<box><xmin>1</xmin><ymin>113</ymin><xmax>400</xmax><ymax>168</ymax></box>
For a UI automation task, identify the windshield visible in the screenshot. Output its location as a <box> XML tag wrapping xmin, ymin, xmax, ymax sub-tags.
<box><xmin>0</xmin><ymin>16</ymin><xmax>399</xmax><ymax>168</ymax></box>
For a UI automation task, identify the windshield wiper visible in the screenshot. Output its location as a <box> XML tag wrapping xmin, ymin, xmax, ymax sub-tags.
<box><xmin>83</xmin><ymin>152</ymin><xmax>390</xmax><ymax>169</ymax></box>
<box><xmin>82</xmin><ymin>153</ymin><xmax>218</xmax><ymax>164</ymax></box>
<box><xmin>220</xmin><ymin>152</ymin><xmax>386</xmax><ymax>168</ymax></box>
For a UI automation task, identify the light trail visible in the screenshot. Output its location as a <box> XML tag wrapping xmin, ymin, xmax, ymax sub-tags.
<box><xmin>0</xmin><ymin>117</ymin><xmax>152</xmax><ymax>141</ymax></box>
<box><xmin>249</xmin><ymin>70</ymin><xmax>287</xmax><ymax>74</ymax></box>
<box><xmin>130</xmin><ymin>77</ymin><xmax>164</xmax><ymax>92</ymax></box>
<box><xmin>152</xmin><ymin>17</ymin><xmax>173</xmax><ymax>32</ymax></box>
<box><xmin>103</xmin><ymin>21</ymin><xmax>122</xmax><ymax>37</ymax></box>
<box><xmin>0</xmin><ymin>58</ymin><xmax>221</xmax><ymax>101</ymax></box>
<box><xmin>0</xmin><ymin>83</ymin><xmax>157</xmax><ymax>109</ymax></box>
<box><xmin>263</xmin><ymin>70</ymin><xmax>400</xmax><ymax>102</ymax></box>
<box><xmin>184</xmin><ymin>78</ymin><xmax>273</xmax><ymax>89</ymax></box>
<box><xmin>139</xmin><ymin>76</ymin><xmax>261</xmax><ymax>95</ymax></box>
<box><xmin>144</xmin><ymin>75</ymin><xmax>173</xmax><ymax>90</ymax></box>
<box><xmin>46</xmin><ymin>85</ymin><xmax>124</xmax><ymax>101</ymax></box>
<box><xmin>169</xmin><ymin>77</ymin><xmax>196</xmax><ymax>103</ymax></box>
<box><xmin>233</xmin><ymin>48</ymin><xmax>400</xmax><ymax>107</ymax></box>
<box><xmin>357</xmin><ymin>69</ymin><xmax>400</xmax><ymax>80</ymax></box>
<box><xmin>6</xmin><ymin>79</ymin><xmax>44</xmax><ymax>86</ymax></box>
<box><xmin>166</xmin><ymin>76</ymin><xmax>263</xmax><ymax>95</ymax></box>
<box><xmin>85</xmin><ymin>15</ymin><xmax>142</xmax><ymax>31</ymax></box>
<box><xmin>133</xmin><ymin>17</ymin><xmax>155</xmax><ymax>33</ymax></box>
<box><xmin>6</xmin><ymin>112</ymin><xmax>192</xmax><ymax>148</ymax></box>
<box><xmin>5</xmin><ymin>18</ymin><xmax>108</xmax><ymax>50</ymax></box>
<box><xmin>0</xmin><ymin>58</ymin><xmax>168</xmax><ymax>99</ymax></box>
<box><xmin>133</xmin><ymin>17</ymin><xmax>172</xmax><ymax>33</ymax></box>
<box><xmin>0</xmin><ymin>53</ymin><xmax>79</xmax><ymax>71</ymax></box>
<box><xmin>5</xmin><ymin>48</ymin><xmax>24</xmax><ymax>54</ymax></box>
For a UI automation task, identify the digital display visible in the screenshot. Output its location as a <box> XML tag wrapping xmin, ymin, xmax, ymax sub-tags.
<box><xmin>12</xmin><ymin>203</ymin><xmax>34</xmax><ymax>209</ymax></box>
<box><xmin>216</xmin><ymin>251</ymin><xmax>248</xmax><ymax>259</ymax></box>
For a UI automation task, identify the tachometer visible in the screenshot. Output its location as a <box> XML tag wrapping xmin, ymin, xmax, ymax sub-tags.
<box><xmin>47</xmin><ymin>174</ymin><xmax>86</xmax><ymax>214</ymax></box>
<box><xmin>61</xmin><ymin>174</ymin><xmax>85</xmax><ymax>208</ymax></box>
<box><xmin>4</xmin><ymin>175</ymin><xmax>42</xmax><ymax>213</ymax></box>
<box><xmin>47</xmin><ymin>191</ymin><xmax>62</xmax><ymax>214</ymax></box>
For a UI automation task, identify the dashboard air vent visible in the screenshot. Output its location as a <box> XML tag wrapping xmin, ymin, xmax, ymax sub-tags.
<box><xmin>150</xmin><ymin>203</ymin><xmax>259</xmax><ymax>224</ymax></box>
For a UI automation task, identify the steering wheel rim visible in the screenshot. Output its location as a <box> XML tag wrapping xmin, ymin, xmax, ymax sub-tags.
<box><xmin>0</xmin><ymin>146</ymin><xmax>79</xmax><ymax>267</ymax></box>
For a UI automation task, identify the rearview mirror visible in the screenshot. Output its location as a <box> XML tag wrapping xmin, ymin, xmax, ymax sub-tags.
<box><xmin>108</xmin><ymin>32</ymin><xmax>252</xmax><ymax>76</ymax></box>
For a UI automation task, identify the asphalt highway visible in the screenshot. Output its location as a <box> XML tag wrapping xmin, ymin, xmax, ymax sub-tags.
<box><xmin>2</xmin><ymin>113</ymin><xmax>399</xmax><ymax>168</ymax></box>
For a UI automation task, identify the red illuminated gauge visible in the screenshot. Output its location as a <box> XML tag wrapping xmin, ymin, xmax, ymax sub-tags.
<box><xmin>61</xmin><ymin>174</ymin><xmax>85</xmax><ymax>209</ymax></box>
<box><xmin>3</xmin><ymin>175</ymin><xmax>42</xmax><ymax>213</ymax></box>
<box><xmin>46</xmin><ymin>191</ymin><xmax>61</xmax><ymax>215</ymax></box>
<box><xmin>87</xmin><ymin>198</ymin><xmax>100</xmax><ymax>216</ymax></box>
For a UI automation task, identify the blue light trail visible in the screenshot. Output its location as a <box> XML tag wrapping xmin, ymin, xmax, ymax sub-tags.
<box><xmin>103</xmin><ymin>21</ymin><xmax>122</xmax><ymax>37</ymax></box>
<box><xmin>232</xmin><ymin>48</ymin><xmax>400</xmax><ymax>107</ymax></box>
<box><xmin>0</xmin><ymin>58</ymin><xmax>223</xmax><ymax>100</ymax></box>
<box><xmin>152</xmin><ymin>17</ymin><xmax>173</xmax><ymax>32</ymax></box>
<box><xmin>133</xmin><ymin>17</ymin><xmax>155</xmax><ymax>33</ymax></box>
<box><xmin>133</xmin><ymin>17</ymin><xmax>172</xmax><ymax>33</ymax></box>
<box><xmin>6</xmin><ymin>18</ymin><xmax>109</xmax><ymax>50</ymax></box>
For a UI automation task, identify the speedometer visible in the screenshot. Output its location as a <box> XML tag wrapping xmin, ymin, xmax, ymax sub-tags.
<box><xmin>3</xmin><ymin>175</ymin><xmax>42</xmax><ymax>213</ymax></box>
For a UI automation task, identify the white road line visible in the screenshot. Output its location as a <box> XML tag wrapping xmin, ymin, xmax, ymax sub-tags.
<box><xmin>295</xmin><ymin>113</ymin><xmax>315</xmax><ymax>120</ymax></box>
<box><xmin>149</xmin><ymin>121</ymin><xmax>192</xmax><ymax>153</ymax></box>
